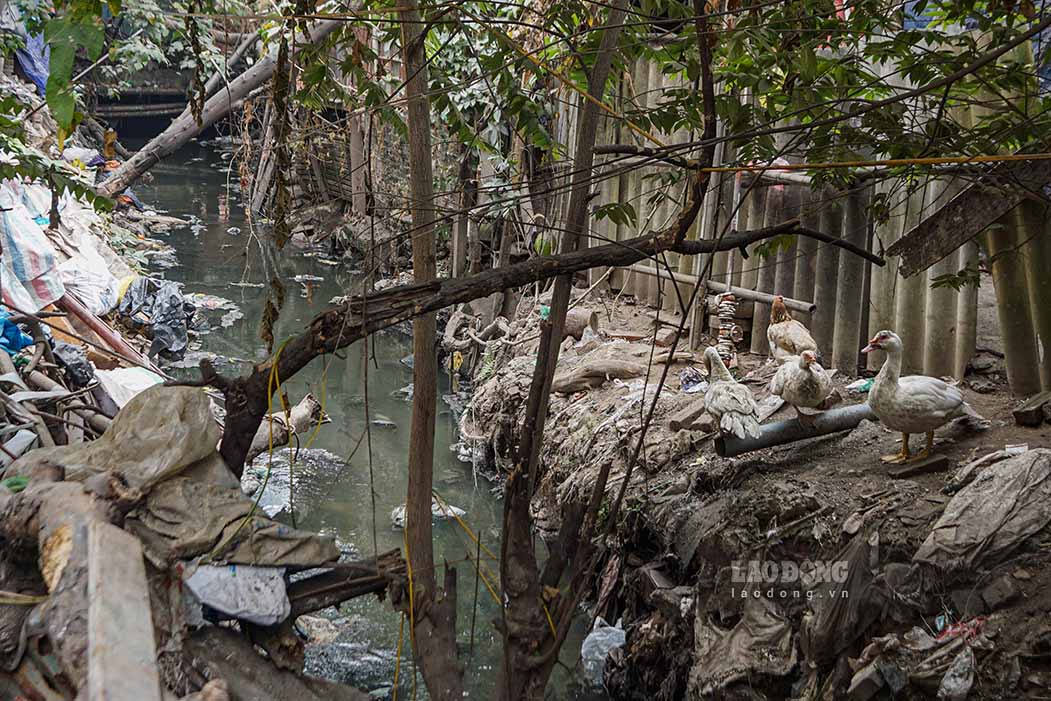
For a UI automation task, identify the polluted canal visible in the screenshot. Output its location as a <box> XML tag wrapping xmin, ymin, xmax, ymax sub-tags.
<box><xmin>130</xmin><ymin>137</ymin><xmax>598</xmax><ymax>699</ymax></box>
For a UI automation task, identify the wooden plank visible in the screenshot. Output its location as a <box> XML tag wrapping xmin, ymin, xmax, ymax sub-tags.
<box><xmin>1013</xmin><ymin>390</ymin><xmax>1051</xmax><ymax>427</ymax></box>
<box><xmin>889</xmin><ymin>453</ymin><xmax>950</xmax><ymax>479</ymax></box>
<box><xmin>669</xmin><ymin>399</ymin><xmax>706</xmax><ymax>431</ymax></box>
<box><xmin>886</xmin><ymin>158</ymin><xmax>1051</xmax><ymax>277</ymax></box>
<box><xmin>87</xmin><ymin>523</ymin><xmax>162</xmax><ymax>701</ymax></box>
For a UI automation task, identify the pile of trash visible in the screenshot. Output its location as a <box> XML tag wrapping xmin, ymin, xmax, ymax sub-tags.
<box><xmin>0</xmin><ymin>385</ymin><xmax>400</xmax><ymax>700</ymax></box>
<box><xmin>449</xmin><ymin>285</ymin><xmax>1051</xmax><ymax>699</ymax></box>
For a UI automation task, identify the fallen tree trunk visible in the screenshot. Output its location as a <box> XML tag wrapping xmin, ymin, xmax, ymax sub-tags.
<box><xmin>96</xmin><ymin>20</ymin><xmax>342</xmax><ymax>198</ymax></box>
<box><xmin>206</xmin><ymin>219</ymin><xmax>882</xmax><ymax>475</ymax></box>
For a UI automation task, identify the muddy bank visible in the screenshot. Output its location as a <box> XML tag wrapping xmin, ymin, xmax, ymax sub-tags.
<box><xmin>449</xmin><ymin>283</ymin><xmax>1051</xmax><ymax>699</ymax></box>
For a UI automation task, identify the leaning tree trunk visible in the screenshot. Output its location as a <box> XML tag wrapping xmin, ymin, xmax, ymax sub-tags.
<box><xmin>398</xmin><ymin>2</ymin><xmax>463</xmax><ymax>698</ymax></box>
<box><xmin>96</xmin><ymin>19</ymin><xmax>342</xmax><ymax>198</ymax></box>
<box><xmin>498</xmin><ymin>2</ymin><xmax>629</xmax><ymax>698</ymax></box>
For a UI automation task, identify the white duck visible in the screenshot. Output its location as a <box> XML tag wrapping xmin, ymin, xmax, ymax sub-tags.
<box><xmin>767</xmin><ymin>295</ymin><xmax>818</xmax><ymax>364</ymax></box>
<box><xmin>704</xmin><ymin>346</ymin><xmax>761</xmax><ymax>439</ymax></box>
<box><xmin>862</xmin><ymin>330</ymin><xmax>984</xmax><ymax>463</ymax></box>
<box><xmin>770</xmin><ymin>350</ymin><xmax>836</xmax><ymax>421</ymax></box>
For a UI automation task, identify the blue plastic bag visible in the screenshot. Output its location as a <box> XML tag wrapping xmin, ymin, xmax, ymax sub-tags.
<box><xmin>0</xmin><ymin>310</ymin><xmax>34</xmax><ymax>355</ymax></box>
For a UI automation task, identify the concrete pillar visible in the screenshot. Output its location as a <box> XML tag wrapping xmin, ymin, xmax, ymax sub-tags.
<box><xmin>984</xmin><ymin>206</ymin><xmax>1042</xmax><ymax>395</ymax></box>
<box><xmin>866</xmin><ymin>179</ymin><xmax>900</xmax><ymax>371</ymax></box>
<box><xmin>811</xmin><ymin>187</ymin><xmax>842</xmax><ymax>355</ymax></box>
<box><xmin>831</xmin><ymin>185</ymin><xmax>871</xmax><ymax>374</ymax></box>
<box><xmin>893</xmin><ymin>185</ymin><xmax>928</xmax><ymax>374</ymax></box>
<box><xmin>923</xmin><ymin>179</ymin><xmax>962</xmax><ymax>378</ymax></box>
<box><xmin>1019</xmin><ymin>201</ymin><xmax>1051</xmax><ymax>389</ymax></box>
<box><xmin>953</xmin><ymin>240</ymin><xmax>979</xmax><ymax>380</ymax></box>
<box><xmin>749</xmin><ymin>185</ymin><xmax>784</xmax><ymax>355</ymax></box>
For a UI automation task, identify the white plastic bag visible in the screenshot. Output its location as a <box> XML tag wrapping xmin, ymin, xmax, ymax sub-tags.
<box><xmin>184</xmin><ymin>563</ymin><xmax>291</xmax><ymax>626</ymax></box>
<box><xmin>580</xmin><ymin>617</ymin><xmax>625</xmax><ymax>688</ymax></box>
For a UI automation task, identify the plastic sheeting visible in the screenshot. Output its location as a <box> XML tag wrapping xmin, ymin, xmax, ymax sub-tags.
<box><xmin>14</xmin><ymin>30</ymin><xmax>48</xmax><ymax>97</ymax></box>
<box><xmin>688</xmin><ymin>596</ymin><xmax>798</xmax><ymax>695</ymax></box>
<box><xmin>914</xmin><ymin>448</ymin><xmax>1051</xmax><ymax>571</ymax></box>
<box><xmin>94</xmin><ymin>366</ymin><xmax>164</xmax><ymax>408</ymax></box>
<box><xmin>6</xmin><ymin>384</ymin><xmax>220</xmax><ymax>489</ymax></box>
<box><xmin>580</xmin><ymin>617</ymin><xmax>625</xmax><ymax>688</ymax></box>
<box><xmin>117</xmin><ymin>277</ymin><xmax>195</xmax><ymax>359</ymax></box>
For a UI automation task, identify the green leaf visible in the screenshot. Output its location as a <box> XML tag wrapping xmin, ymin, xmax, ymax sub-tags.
<box><xmin>47</xmin><ymin>88</ymin><xmax>76</xmax><ymax>131</ymax></box>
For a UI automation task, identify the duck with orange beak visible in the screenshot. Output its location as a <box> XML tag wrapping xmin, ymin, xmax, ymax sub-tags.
<box><xmin>862</xmin><ymin>330</ymin><xmax>985</xmax><ymax>463</ymax></box>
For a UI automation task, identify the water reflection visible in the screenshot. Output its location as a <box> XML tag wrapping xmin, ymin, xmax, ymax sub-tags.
<box><xmin>130</xmin><ymin>136</ymin><xmax>600</xmax><ymax>700</ymax></box>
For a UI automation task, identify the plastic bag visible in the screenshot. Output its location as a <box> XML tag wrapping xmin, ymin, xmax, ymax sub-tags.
<box><xmin>53</xmin><ymin>341</ymin><xmax>94</xmax><ymax>387</ymax></box>
<box><xmin>0</xmin><ymin>310</ymin><xmax>34</xmax><ymax>355</ymax></box>
<box><xmin>580</xmin><ymin>617</ymin><xmax>626</xmax><ymax>688</ymax></box>
<box><xmin>117</xmin><ymin>277</ymin><xmax>196</xmax><ymax>359</ymax></box>
<box><xmin>184</xmin><ymin>564</ymin><xmax>291</xmax><ymax>626</ymax></box>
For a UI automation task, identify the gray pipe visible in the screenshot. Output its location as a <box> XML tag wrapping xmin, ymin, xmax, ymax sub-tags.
<box><xmin>715</xmin><ymin>403</ymin><xmax>876</xmax><ymax>458</ymax></box>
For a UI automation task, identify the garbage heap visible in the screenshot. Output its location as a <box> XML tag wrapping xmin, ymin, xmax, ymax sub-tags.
<box><xmin>450</xmin><ymin>288</ymin><xmax>1051</xmax><ymax>700</ymax></box>
<box><xmin>0</xmin><ymin>385</ymin><xmax>405</xmax><ymax>700</ymax></box>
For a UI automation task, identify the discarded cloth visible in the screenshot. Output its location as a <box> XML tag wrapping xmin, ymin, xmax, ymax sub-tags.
<box><xmin>126</xmin><ymin>476</ymin><xmax>340</xmax><ymax>567</ymax></box>
<box><xmin>914</xmin><ymin>449</ymin><xmax>1051</xmax><ymax>571</ymax></box>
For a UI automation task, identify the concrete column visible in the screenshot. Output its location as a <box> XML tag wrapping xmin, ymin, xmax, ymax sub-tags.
<box><xmin>749</xmin><ymin>185</ymin><xmax>784</xmax><ymax>355</ymax></box>
<box><xmin>893</xmin><ymin>185</ymin><xmax>928</xmax><ymax>374</ymax></box>
<box><xmin>866</xmin><ymin>179</ymin><xmax>900</xmax><ymax>371</ymax></box>
<box><xmin>1019</xmin><ymin>201</ymin><xmax>1051</xmax><ymax>389</ymax></box>
<box><xmin>831</xmin><ymin>185</ymin><xmax>871</xmax><ymax>374</ymax></box>
<box><xmin>953</xmin><ymin>240</ymin><xmax>979</xmax><ymax>380</ymax></box>
<box><xmin>811</xmin><ymin>187</ymin><xmax>842</xmax><ymax>355</ymax></box>
<box><xmin>923</xmin><ymin>179</ymin><xmax>962</xmax><ymax>378</ymax></box>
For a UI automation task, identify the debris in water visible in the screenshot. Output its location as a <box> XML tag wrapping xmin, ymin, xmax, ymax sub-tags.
<box><xmin>400</xmin><ymin>355</ymin><xmax>414</xmax><ymax>369</ymax></box>
<box><xmin>390</xmin><ymin>498</ymin><xmax>467</xmax><ymax>529</ymax></box>
<box><xmin>227</xmin><ymin>226</ymin><xmax>241</xmax><ymax>235</ymax></box>
<box><xmin>371</xmin><ymin>415</ymin><xmax>397</xmax><ymax>429</ymax></box>
<box><xmin>293</xmin><ymin>274</ymin><xmax>325</xmax><ymax>283</ymax></box>
<box><xmin>393</xmin><ymin>384</ymin><xmax>414</xmax><ymax>401</ymax></box>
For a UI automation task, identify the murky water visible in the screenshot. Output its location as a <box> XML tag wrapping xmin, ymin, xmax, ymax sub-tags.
<box><xmin>129</xmin><ymin>137</ymin><xmax>600</xmax><ymax>699</ymax></box>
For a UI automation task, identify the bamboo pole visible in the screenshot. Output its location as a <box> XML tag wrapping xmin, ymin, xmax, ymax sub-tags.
<box><xmin>983</xmin><ymin>205</ymin><xmax>1042</xmax><ymax>395</ymax></box>
<box><xmin>830</xmin><ymin>185</ymin><xmax>871</xmax><ymax>374</ymax></box>
<box><xmin>749</xmin><ymin>184</ymin><xmax>783</xmax><ymax>355</ymax></box>
<box><xmin>892</xmin><ymin>185</ymin><xmax>928</xmax><ymax>374</ymax></box>
<box><xmin>923</xmin><ymin>179</ymin><xmax>962</xmax><ymax>377</ymax></box>
<box><xmin>811</xmin><ymin>187</ymin><xmax>841</xmax><ymax>354</ymax></box>
<box><xmin>1019</xmin><ymin>201</ymin><xmax>1051</xmax><ymax>389</ymax></box>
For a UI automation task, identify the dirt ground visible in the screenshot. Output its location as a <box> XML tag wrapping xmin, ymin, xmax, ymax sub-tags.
<box><xmin>452</xmin><ymin>276</ymin><xmax>1051</xmax><ymax>700</ymax></box>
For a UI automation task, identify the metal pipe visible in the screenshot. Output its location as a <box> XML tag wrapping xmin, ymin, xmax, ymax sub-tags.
<box><xmin>627</xmin><ymin>265</ymin><xmax>816</xmax><ymax>313</ymax></box>
<box><xmin>715</xmin><ymin>403</ymin><xmax>876</xmax><ymax>457</ymax></box>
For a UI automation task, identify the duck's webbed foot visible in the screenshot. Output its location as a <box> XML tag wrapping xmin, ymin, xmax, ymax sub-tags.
<box><xmin>911</xmin><ymin>431</ymin><xmax>936</xmax><ymax>461</ymax></box>
<box><xmin>881</xmin><ymin>433</ymin><xmax>911</xmax><ymax>464</ymax></box>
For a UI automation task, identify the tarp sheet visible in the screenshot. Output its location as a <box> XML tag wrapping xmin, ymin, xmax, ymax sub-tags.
<box><xmin>914</xmin><ymin>449</ymin><xmax>1051</xmax><ymax>571</ymax></box>
<box><xmin>0</xmin><ymin>182</ymin><xmax>65</xmax><ymax>312</ymax></box>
